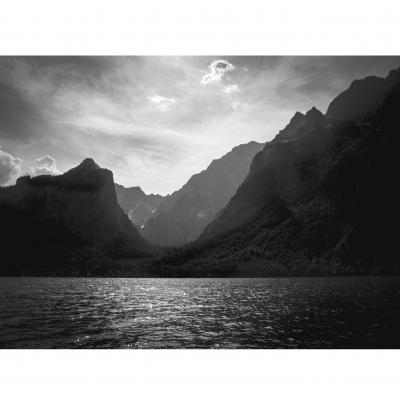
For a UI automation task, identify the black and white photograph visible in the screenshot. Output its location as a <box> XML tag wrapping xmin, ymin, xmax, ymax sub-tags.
<box><xmin>1</xmin><ymin>1</ymin><xmax>400</xmax><ymax>399</ymax></box>
<box><xmin>2</xmin><ymin>55</ymin><xmax>400</xmax><ymax>349</ymax></box>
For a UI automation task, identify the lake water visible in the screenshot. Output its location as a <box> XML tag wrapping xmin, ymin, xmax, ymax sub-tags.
<box><xmin>0</xmin><ymin>277</ymin><xmax>399</xmax><ymax>348</ymax></box>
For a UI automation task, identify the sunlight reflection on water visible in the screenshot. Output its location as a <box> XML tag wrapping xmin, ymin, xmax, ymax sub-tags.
<box><xmin>0</xmin><ymin>277</ymin><xmax>399</xmax><ymax>348</ymax></box>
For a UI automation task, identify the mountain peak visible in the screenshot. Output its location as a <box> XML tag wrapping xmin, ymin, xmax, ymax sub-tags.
<box><xmin>59</xmin><ymin>158</ymin><xmax>114</xmax><ymax>192</ymax></box>
<box><xmin>326</xmin><ymin>67</ymin><xmax>400</xmax><ymax>122</ymax></box>
<box><xmin>306</xmin><ymin>106</ymin><xmax>323</xmax><ymax>118</ymax></box>
<box><xmin>349</xmin><ymin>75</ymin><xmax>383</xmax><ymax>89</ymax></box>
<box><xmin>386</xmin><ymin>67</ymin><xmax>400</xmax><ymax>84</ymax></box>
<box><xmin>291</xmin><ymin>111</ymin><xmax>305</xmax><ymax>123</ymax></box>
<box><xmin>115</xmin><ymin>183</ymin><xmax>143</xmax><ymax>193</ymax></box>
<box><xmin>77</xmin><ymin>158</ymin><xmax>100</xmax><ymax>170</ymax></box>
<box><xmin>274</xmin><ymin>108</ymin><xmax>323</xmax><ymax>143</ymax></box>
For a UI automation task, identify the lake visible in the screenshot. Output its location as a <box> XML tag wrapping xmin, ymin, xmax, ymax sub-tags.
<box><xmin>0</xmin><ymin>277</ymin><xmax>399</xmax><ymax>348</ymax></box>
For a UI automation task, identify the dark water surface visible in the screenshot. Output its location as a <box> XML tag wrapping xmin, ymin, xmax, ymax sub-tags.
<box><xmin>1</xmin><ymin>277</ymin><xmax>399</xmax><ymax>348</ymax></box>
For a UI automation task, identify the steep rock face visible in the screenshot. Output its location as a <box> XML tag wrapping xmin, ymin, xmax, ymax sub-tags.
<box><xmin>0</xmin><ymin>158</ymin><xmax>151</xmax><ymax>275</ymax></box>
<box><xmin>114</xmin><ymin>184</ymin><xmax>163</xmax><ymax>227</ymax></box>
<box><xmin>141</xmin><ymin>141</ymin><xmax>264</xmax><ymax>247</ymax></box>
<box><xmin>326</xmin><ymin>67</ymin><xmax>400</xmax><ymax>122</ymax></box>
<box><xmin>201</xmin><ymin>107</ymin><xmax>328</xmax><ymax>239</ymax></box>
<box><xmin>162</xmin><ymin>68</ymin><xmax>400</xmax><ymax>275</ymax></box>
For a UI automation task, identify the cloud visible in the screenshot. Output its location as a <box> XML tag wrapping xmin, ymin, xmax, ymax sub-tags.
<box><xmin>0</xmin><ymin>146</ymin><xmax>23</xmax><ymax>185</ymax></box>
<box><xmin>232</xmin><ymin>101</ymin><xmax>249</xmax><ymax>111</ymax></box>
<box><xmin>30</xmin><ymin>155</ymin><xmax>60</xmax><ymax>176</ymax></box>
<box><xmin>222</xmin><ymin>84</ymin><xmax>240</xmax><ymax>94</ymax></box>
<box><xmin>148</xmin><ymin>94</ymin><xmax>176</xmax><ymax>111</ymax></box>
<box><xmin>201</xmin><ymin>60</ymin><xmax>236</xmax><ymax>86</ymax></box>
<box><xmin>2</xmin><ymin>56</ymin><xmax>400</xmax><ymax>194</ymax></box>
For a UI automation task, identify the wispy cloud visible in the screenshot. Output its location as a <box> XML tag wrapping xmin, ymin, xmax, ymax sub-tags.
<box><xmin>148</xmin><ymin>94</ymin><xmax>176</xmax><ymax>111</ymax></box>
<box><xmin>222</xmin><ymin>84</ymin><xmax>240</xmax><ymax>94</ymax></box>
<box><xmin>200</xmin><ymin>59</ymin><xmax>236</xmax><ymax>86</ymax></box>
<box><xmin>2</xmin><ymin>56</ymin><xmax>400</xmax><ymax>194</ymax></box>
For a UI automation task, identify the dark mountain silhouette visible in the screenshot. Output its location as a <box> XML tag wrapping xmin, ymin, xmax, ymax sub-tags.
<box><xmin>141</xmin><ymin>141</ymin><xmax>264</xmax><ymax>247</ymax></box>
<box><xmin>326</xmin><ymin>69</ymin><xmax>400</xmax><ymax>122</ymax></box>
<box><xmin>114</xmin><ymin>184</ymin><xmax>163</xmax><ymax>227</ymax></box>
<box><xmin>3</xmin><ymin>68</ymin><xmax>400</xmax><ymax>278</ymax></box>
<box><xmin>0</xmin><ymin>158</ymin><xmax>151</xmax><ymax>275</ymax></box>
<box><xmin>159</xmin><ymin>67</ymin><xmax>400</xmax><ymax>276</ymax></box>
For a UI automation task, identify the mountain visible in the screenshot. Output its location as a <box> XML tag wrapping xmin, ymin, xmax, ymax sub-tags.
<box><xmin>326</xmin><ymin>69</ymin><xmax>400</xmax><ymax>122</ymax></box>
<box><xmin>141</xmin><ymin>141</ymin><xmax>264</xmax><ymax>247</ymax></box>
<box><xmin>159</xmin><ymin>67</ymin><xmax>400</xmax><ymax>276</ymax></box>
<box><xmin>114</xmin><ymin>184</ymin><xmax>163</xmax><ymax>227</ymax></box>
<box><xmin>0</xmin><ymin>158</ymin><xmax>151</xmax><ymax>275</ymax></box>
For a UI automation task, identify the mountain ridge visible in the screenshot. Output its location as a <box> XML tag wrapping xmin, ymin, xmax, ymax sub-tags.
<box><xmin>114</xmin><ymin>183</ymin><xmax>163</xmax><ymax>228</ymax></box>
<box><xmin>141</xmin><ymin>141</ymin><xmax>264</xmax><ymax>247</ymax></box>
<box><xmin>157</xmin><ymin>67</ymin><xmax>400</xmax><ymax>276</ymax></box>
<box><xmin>2</xmin><ymin>67</ymin><xmax>400</xmax><ymax>277</ymax></box>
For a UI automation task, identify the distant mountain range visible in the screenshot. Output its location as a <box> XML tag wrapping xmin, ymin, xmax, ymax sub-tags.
<box><xmin>160</xmin><ymin>67</ymin><xmax>400</xmax><ymax>276</ymax></box>
<box><xmin>114</xmin><ymin>184</ymin><xmax>163</xmax><ymax>228</ymax></box>
<box><xmin>141</xmin><ymin>141</ymin><xmax>264</xmax><ymax>247</ymax></box>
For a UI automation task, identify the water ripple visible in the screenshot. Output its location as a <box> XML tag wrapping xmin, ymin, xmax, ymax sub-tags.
<box><xmin>0</xmin><ymin>277</ymin><xmax>399</xmax><ymax>348</ymax></box>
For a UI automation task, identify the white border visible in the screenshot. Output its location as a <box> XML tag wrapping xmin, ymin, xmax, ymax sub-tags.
<box><xmin>1</xmin><ymin>0</ymin><xmax>400</xmax><ymax>398</ymax></box>
<box><xmin>1</xmin><ymin>0</ymin><xmax>400</xmax><ymax>55</ymax></box>
<box><xmin>1</xmin><ymin>350</ymin><xmax>399</xmax><ymax>399</ymax></box>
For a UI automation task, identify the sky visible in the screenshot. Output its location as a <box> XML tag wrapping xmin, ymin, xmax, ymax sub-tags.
<box><xmin>1</xmin><ymin>56</ymin><xmax>400</xmax><ymax>194</ymax></box>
